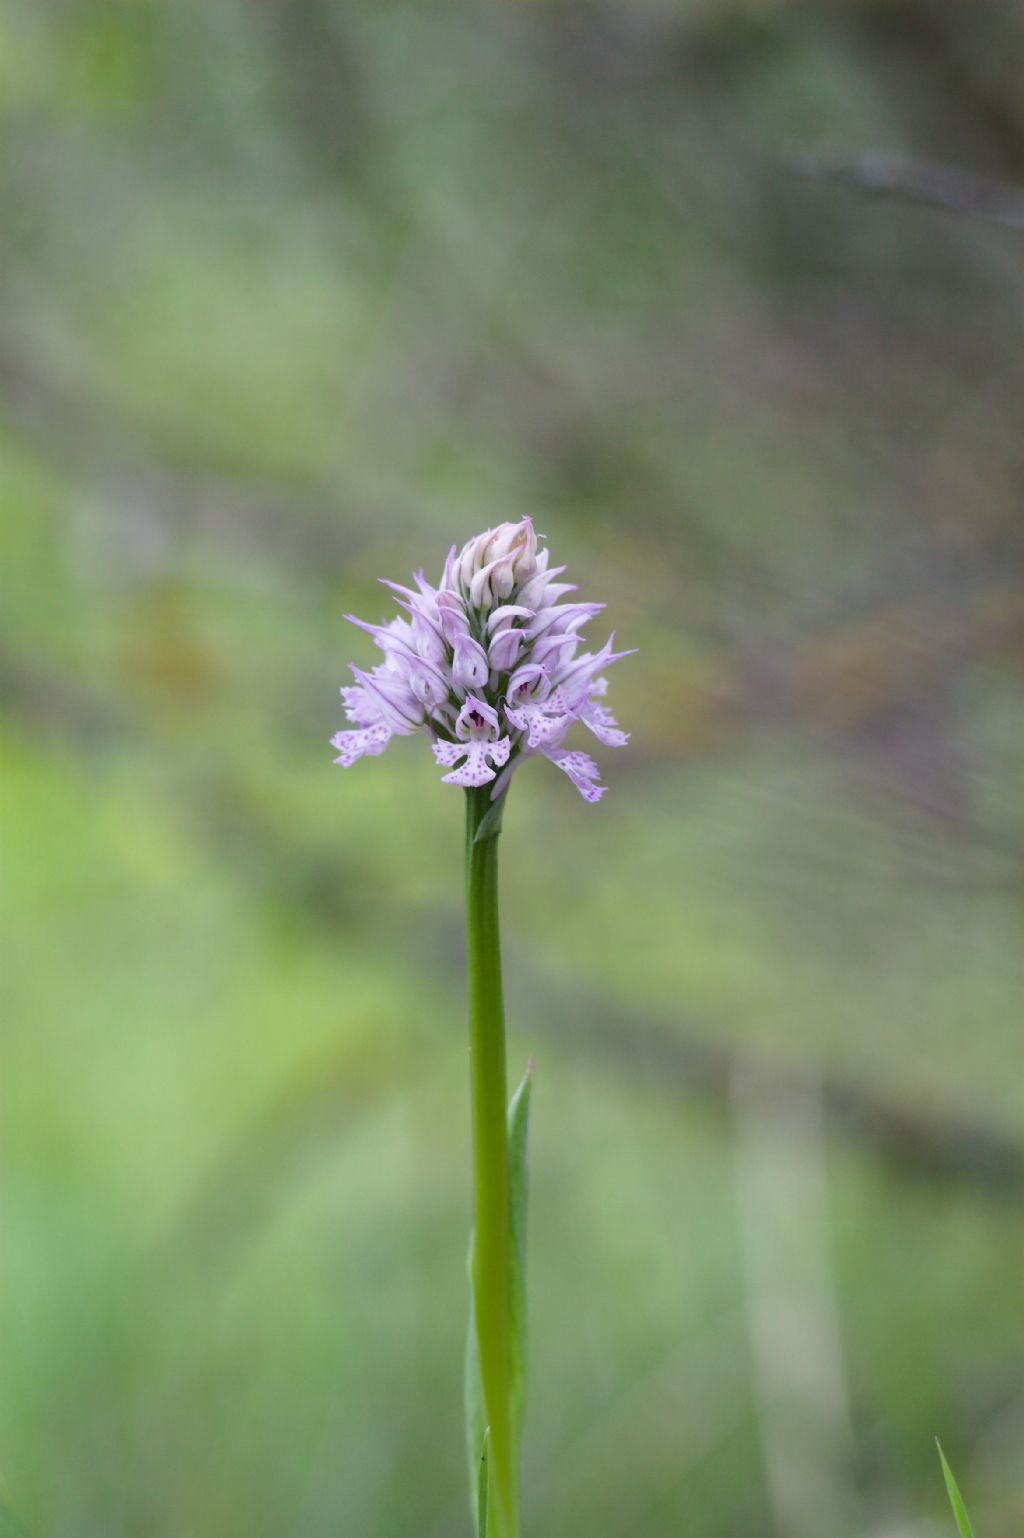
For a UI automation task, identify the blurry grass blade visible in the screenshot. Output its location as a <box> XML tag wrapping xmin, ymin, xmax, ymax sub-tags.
<box><xmin>507</xmin><ymin>1060</ymin><xmax>533</xmax><ymax>1443</ymax></box>
<box><xmin>937</xmin><ymin>1441</ymin><xmax>977</xmax><ymax>1538</ymax></box>
<box><xmin>478</xmin><ymin>1428</ymin><xmax>491</xmax><ymax>1538</ymax></box>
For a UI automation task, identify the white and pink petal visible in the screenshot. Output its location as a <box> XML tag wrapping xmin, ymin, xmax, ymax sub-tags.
<box><xmin>579</xmin><ymin>695</ymin><xmax>630</xmax><ymax>747</ymax></box>
<box><xmin>433</xmin><ymin>735</ymin><xmax>511</xmax><ymax>787</ymax></box>
<box><xmin>545</xmin><ymin>747</ymin><xmax>607</xmax><ymax>802</ymax></box>
<box><xmin>504</xmin><ymin>697</ymin><xmax>572</xmax><ymax>750</ymax></box>
<box><xmin>331</xmin><ymin>722</ymin><xmax>393</xmax><ymax>766</ymax></box>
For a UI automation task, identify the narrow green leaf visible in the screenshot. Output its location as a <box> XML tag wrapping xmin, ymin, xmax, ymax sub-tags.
<box><xmin>477</xmin><ymin>1428</ymin><xmax>491</xmax><ymax>1538</ymax></box>
<box><xmin>472</xmin><ymin>792</ymin><xmax>507</xmax><ymax>845</ymax></box>
<box><xmin>937</xmin><ymin>1441</ymin><xmax>977</xmax><ymax>1538</ymax></box>
<box><xmin>506</xmin><ymin>1060</ymin><xmax>533</xmax><ymax>1444</ymax></box>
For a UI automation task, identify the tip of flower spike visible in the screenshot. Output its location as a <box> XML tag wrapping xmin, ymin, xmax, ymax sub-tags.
<box><xmin>333</xmin><ymin>526</ymin><xmax>633</xmax><ymax>802</ymax></box>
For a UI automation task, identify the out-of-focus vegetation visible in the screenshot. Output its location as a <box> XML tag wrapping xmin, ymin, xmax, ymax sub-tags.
<box><xmin>940</xmin><ymin>1444</ymin><xmax>978</xmax><ymax>1538</ymax></box>
<box><xmin>2</xmin><ymin>3</ymin><xmax>1024</xmax><ymax>1536</ymax></box>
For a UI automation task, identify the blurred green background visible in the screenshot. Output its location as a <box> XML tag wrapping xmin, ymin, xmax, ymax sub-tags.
<box><xmin>2</xmin><ymin>3</ymin><xmax>1024</xmax><ymax>1535</ymax></box>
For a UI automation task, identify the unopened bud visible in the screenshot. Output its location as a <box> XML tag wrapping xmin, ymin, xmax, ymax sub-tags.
<box><xmin>454</xmin><ymin>518</ymin><xmax>540</xmax><ymax>611</ymax></box>
<box><xmin>452</xmin><ymin>633</ymin><xmax>490</xmax><ymax>691</ymax></box>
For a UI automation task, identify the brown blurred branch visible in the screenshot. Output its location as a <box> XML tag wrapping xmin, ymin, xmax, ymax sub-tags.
<box><xmin>791</xmin><ymin>148</ymin><xmax>1024</xmax><ymax>231</ymax></box>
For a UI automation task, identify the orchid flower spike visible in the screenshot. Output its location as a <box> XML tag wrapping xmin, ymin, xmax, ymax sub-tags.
<box><xmin>331</xmin><ymin>518</ymin><xmax>634</xmax><ymax>801</ymax></box>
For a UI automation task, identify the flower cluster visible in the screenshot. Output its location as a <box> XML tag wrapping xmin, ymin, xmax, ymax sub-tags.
<box><xmin>331</xmin><ymin>519</ymin><xmax>632</xmax><ymax>802</ymax></box>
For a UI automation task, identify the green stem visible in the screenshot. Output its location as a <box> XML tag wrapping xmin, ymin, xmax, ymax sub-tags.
<box><xmin>465</xmin><ymin>785</ymin><xmax>518</xmax><ymax>1538</ymax></box>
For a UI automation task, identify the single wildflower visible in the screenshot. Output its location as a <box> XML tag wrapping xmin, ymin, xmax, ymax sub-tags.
<box><xmin>331</xmin><ymin>518</ymin><xmax>634</xmax><ymax>803</ymax></box>
<box><xmin>332</xmin><ymin>519</ymin><xmax>633</xmax><ymax>1538</ymax></box>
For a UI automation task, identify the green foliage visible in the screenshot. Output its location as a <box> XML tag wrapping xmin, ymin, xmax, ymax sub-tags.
<box><xmin>472</xmin><ymin>793</ymin><xmax>507</xmax><ymax>846</ymax></box>
<box><xmin>506</xmin><ymin>1062</ymin><xmax>533</xmax><ymax>1449</ymax></box>
<box><xmin>938</xmin><ymin>1443</ymin><xmax>977</xmax><ymax>1538</ymax></box>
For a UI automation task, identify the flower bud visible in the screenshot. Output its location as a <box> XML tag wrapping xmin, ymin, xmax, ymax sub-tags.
<box><xmin>436</xmin><ymin>589</ymin><xmax>470</xmax><ymax>645</ymax></box>
<box><xmin>489</xmin><ymin>626</ymin><xmax>524</xmax><ymax>673</ymax></box>
<box><xmin>485</xmin><ymin>604</ymin><xmax>532</xmax><ymax>674</ymax></box>
<box><xmin>454</xmin><ymin>518</ymin><xmax>540</xmax><ymax>611</ymax></box>
<box><xmin>411</xmin><ymin>611</ymin><xmax>446</xmax><ymax>665</ymax></box>
<box><xmin>469</xmin><ymin>557</ymin><xmax>507</xmax><ymax>611</ymax></box>
<box><xmin>452</xmin><ymin>633</ymin><xmax>489</xmax><ymax>691</ymax></box>
<box><xmin>403</xmin><ymin>656</ymin><xmax>449</xmax><ymax>709</ymax></box>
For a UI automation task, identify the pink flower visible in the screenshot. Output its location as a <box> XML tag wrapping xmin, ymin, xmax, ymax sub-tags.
<box><xmin>332</xmin><ymin>520</ymin><xmax>633</xmax><ymax>800</ymax></box>
<box><xmin>432</xmin><ymin>697</ymin><xmax>512</xmax><ymax>788</ymax></box>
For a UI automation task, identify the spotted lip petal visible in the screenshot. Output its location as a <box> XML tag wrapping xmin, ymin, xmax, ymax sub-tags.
<box><xmin>578</xmin><ymin>694</ymin><xmax>630</xmax><ymax>748</ymax></box>
<box><xmin>332</xmin><ymin>517</ymin><xmax>633</xmax><ymax>800</ymax></box>
<box><xmin>433</xmin><ymin>734</ymin><xmax>511</xmax><ymax>787</ymax></box>
<box><xmin>331</xmin><ymin>722</ymin><xmax>392</xmax><ymax>766</ymax></box>
<box><xmin>545</xmin><ymin>747</ymin><xmax>607</xmax><ymax>802</ymax></box>
<box><xmin>504</xmin><ymin>694</ymin><xmax>572</xmax><ymax>751</ymax></box>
